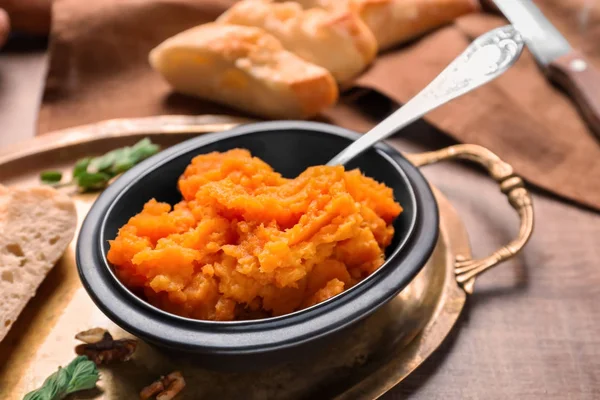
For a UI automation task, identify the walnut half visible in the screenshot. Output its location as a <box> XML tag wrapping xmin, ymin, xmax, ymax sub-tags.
<box><xmin>140</xmin><ymin>371</ymin><xmax>186</xmax><ymax>400</ymax></box>
<box><xmin>74</xmin><ymin>328</ymin><xmax>138</xmax><ymax>365</ymax></box>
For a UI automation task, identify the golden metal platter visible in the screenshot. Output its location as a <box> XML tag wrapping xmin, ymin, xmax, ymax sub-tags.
<box><xmin>0</xmin><ymin>115</ymin><xmax>532</xmax><ymax>399</ymax></box>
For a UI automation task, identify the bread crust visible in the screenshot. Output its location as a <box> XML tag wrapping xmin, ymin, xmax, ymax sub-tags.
<box><xmin>149</xmin><ymin>23</ymin><xmax>338</xmax><ymax>119</ymax></box>
<box><xmin>277</xmin><ymin>0</ymin><xmax>479</xmax><ymax>50</ymax></box>
<box><xmin>218</xmin><ymin>0</ymin><xmax>377</xmax><ymax>82</ymax></box>
<box><xmin>351</xmin><ymin>0</ymin><xmax>479</xmax><ymax>50</ymax></box>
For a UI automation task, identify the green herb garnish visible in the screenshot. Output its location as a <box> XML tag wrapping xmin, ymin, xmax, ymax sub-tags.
<box><xmin>23</xmin><ymin>356</ymin><xmax>99</xmax><ymax>400</ymax></box>
<box><xmin>76</xmin><ymin>172</ymin><xmax>112</xmax><ymax>191</ymax></box>
<box><xmin>40</xmin><ymin>171</ymin><xmax>63</xmax><ymax>183</ymax></box>
<box><xmin>72</xmin><ymin>157</ymin><xmax>91</xmax><ymax>179</ymax></box>
<box><xmin>40</xmin><ymin>138</ymin><xmax>160</xmax><ymax>192</ymax></box>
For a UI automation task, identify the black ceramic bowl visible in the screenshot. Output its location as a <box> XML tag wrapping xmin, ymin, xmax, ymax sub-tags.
<box><xmin>77</xmin><ymin>121</ymin><xmax>439</xmax><ymax>369</ymax></box>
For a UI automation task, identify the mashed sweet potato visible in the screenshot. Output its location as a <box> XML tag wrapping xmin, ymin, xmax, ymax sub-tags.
<box><xmin>107</xmin><ymin>149</ymin><xmax>402</xmax><ymax>320</ymax></box>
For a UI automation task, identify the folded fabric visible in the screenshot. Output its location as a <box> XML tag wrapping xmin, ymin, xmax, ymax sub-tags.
<box><xmin>38</xmin><ymin>0</ymin><xmax>600</xmax><ymax>210</ymax></box>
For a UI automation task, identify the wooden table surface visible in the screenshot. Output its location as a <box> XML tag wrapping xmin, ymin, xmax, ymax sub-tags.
<box><xmin>1</xmin><ymin>42</ymin><xmax>600</xmax><ymax>400</ymax></box>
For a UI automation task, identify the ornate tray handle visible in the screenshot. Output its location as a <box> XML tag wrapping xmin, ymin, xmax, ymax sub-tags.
<box><xmin>406</xmin><ymin>144</ymin><xmax>534</xmax><ymax>294</ymax></box>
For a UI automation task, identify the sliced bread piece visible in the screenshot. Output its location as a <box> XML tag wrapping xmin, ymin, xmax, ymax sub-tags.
<box><xmin>0</xmin><ymin>184</ymin><xmax>77</xmax><ymax>342</ymax></box>
<box><xmin>149</xmin><ymin>23</ymin><xmax>338</xmax><ymax>119</ymax></box>
<box><xmin>217</xmin><ymin>0</ymin><xmax>378</xmax><ymax>83</ymax></box>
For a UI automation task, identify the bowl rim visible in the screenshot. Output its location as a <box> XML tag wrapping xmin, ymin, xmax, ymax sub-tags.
<box><xmin>99</xmin><ymin>125</ymin><xmax>419</xmax><ymax>326</ymax></box>
<box><xmin>77</xmin><ymin>121</ymin><xmax>439</xmax><ymax>354</ymax></box>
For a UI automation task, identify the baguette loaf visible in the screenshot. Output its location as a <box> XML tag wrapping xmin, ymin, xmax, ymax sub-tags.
<box><xmin>0</xmin><ymin>185</ymin><xmax>77</xmax><ymax>342</ymax></box>
<box><xmin>217</xmin><ymin>0</ymin><xmax>377</xmax><ymax>83</ymax></box>
<box><xmin>280</xmin><ymin>0</ymin><xmax>479</xmax><ymax>51</ymax></box>
<box><xmin>149</xmin><ymin>23</ymin><xmax>338</xmax><ymax>119</ymax></box>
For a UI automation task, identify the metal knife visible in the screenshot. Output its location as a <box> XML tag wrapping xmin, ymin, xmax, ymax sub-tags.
<box><xmin>492</xmin><ymin>0</ymin><xmax>600</xmax><ymax>139</ymax></box>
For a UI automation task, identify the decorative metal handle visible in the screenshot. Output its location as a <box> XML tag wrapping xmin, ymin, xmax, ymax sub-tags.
<box><xmin>406</xmin><ymin>144</ymin><xmax>534</xmax><ymax>294</ymax></box>
<box><xmin>327</xmin><ymin>25</ymin><xmax>524</xmax><ymax>166</ymax></box>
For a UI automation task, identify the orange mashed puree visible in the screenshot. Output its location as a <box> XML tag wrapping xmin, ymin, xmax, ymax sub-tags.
<box><xmin>107</xmin><ymin>149</ymin><xmax>402</xmax><ymax>321</ymax></box>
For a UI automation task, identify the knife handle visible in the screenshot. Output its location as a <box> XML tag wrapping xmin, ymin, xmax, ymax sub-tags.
<box><xmin>547</xmin><ymin>50</ymin><xmax>600</xmax><ymax>140</ymax></box>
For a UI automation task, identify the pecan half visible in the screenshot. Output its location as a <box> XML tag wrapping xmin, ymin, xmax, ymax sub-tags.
<box><xmin>75</xmin><ymin>328</ymin><xmax>138</xmax><ymax>365</ymax></box>
<box><xmin>140</xmin><ymin>371</ymin><xmax>186</xmax><ymax>400</ymax></box>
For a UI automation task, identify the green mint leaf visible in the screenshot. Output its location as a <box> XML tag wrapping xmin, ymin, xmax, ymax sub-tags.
<box><xmin>23</xmin><ymin>356</ymin><xmax>98</xmax><ymax>400</ymax></box>
<box><xmin>63</xmin><ymin>355</ymin><xmax>89</xmax><ymax>375</ymax></box>
<box><xmin>24</xmin><ymin>369</ymin><xmax>64</xmax><ymax>400</ymax></box>
<box><xmin>111</xmin><ymin>157</ymin><xmax>136</xmax><ymax>175</ymax></box>
<box><xmin>70</xmin><ymin>138</ymin><xmax>160</xmax><ymax>192</ymax></box>
<box><xmin>129</xmin><ymin>138</ymin><xmax>160</xmax><ymax>163</ymax></box>
<box><xmin>40</xmin><ymin>171</ymin><xmax>63</xmax><ymax>183</ymax></box>
<box><xmin>107</xmin><ymin>138</ymin><xmax>159</xmax><ymax>175</ymax></box>
<box><xmin>73</xmin><ymin>158</ymin><xmax>91</xmax><ymax>178</ymax></box>
<box><xmin>131</xmin><ymin>137</ymin><xmax>152</xmax><ymax>151</ymax></box>
<box><xmin>53</xmin><ymin>368</ymin><xmax>70</xmax><ymax>396</ymax></box>
<box><xmin>65</xmin><ymin>357</ymin><xmax>99</xmax><ymax>394</ymax></box>
<box><xmin>109</xmin><ymin>147</ymin><xmax>133</xmax><ymax>175</ymax></box>
<box><xmin>88</xmin><ymin>150</ymin><xmax>119</xmax><ymax>173</ymax></box>
<box><xmin>76</xmin><ymin>172</ymin><xmax>112</xmax><ymax>191</ymax></box>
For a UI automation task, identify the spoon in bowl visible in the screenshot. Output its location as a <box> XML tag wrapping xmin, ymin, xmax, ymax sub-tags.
<box><xmin>327</xmin><ymin>25</ymin><xmax>525</xmax><ymax>167</ymax></box>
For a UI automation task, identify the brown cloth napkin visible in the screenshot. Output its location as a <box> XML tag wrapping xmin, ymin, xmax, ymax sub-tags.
<box><xmin>38</xmin><ymin>0</ymin><xmax>600</xmax><ymax>210</ymax></box>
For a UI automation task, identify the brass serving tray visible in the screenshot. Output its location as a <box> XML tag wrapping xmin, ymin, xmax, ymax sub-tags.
<box><xmin>0</xmin><ymin>116</ymin><xmax>533</xmax><ymax>399</ymax></box>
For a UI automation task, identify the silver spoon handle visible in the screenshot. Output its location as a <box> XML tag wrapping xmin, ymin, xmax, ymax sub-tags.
<box><xmin>327</xmin><ymin>25</ymin><xmax>524</xmax><ymax>167</ymax></box>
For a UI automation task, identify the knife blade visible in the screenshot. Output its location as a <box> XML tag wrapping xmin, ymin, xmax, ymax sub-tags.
<box><xmin>492</xmin><ymin>0</ymin><xmax>600</xmax><ymax>140</ymax></box>
<box><xmin>492</xmin><ymin>0</ymin><xmax>570</xmax><ymax>66</ymax></box>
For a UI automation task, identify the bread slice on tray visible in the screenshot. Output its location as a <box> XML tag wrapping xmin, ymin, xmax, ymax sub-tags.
<box><xmin>217</xmin><ymin>0</ymin><xmax>377</xmax><ymax>83</ymax></box>
<box><xmin>278</xmin><ymin>0</ymin><xmax>479</xmax><ymax>51</ymax></box>
<box><xmin>149</xmin><ymin>22</ymin><xmax>338</xmax><ymax>119</ymax></box>
<box><xmin>0</xmin><ymin>185</ymin><xmax>77</xmax><ymax>342</ymax></box>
